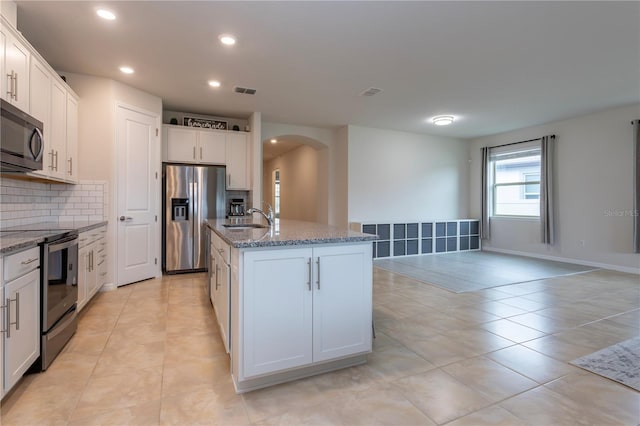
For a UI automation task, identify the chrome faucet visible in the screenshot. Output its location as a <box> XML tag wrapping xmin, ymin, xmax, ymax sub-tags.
<box><xmin>247</xmin><ymin>202</ymin><xmax>274</xmax><ymax>226</ymax></box>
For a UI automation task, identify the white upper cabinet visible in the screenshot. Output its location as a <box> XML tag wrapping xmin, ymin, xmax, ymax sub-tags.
<box><xmin>28</xmin><ymin>56</ymin><xmax>51</xmax><ymax>176</ymax></box>
<box><xmin>163</xmin><ymin>124</ymin><xmax>251</xmax><ymax>190</ymax></box>
<box><xmin>65</xmin><ymin>94</ymin><xmax>78</xmax><ymax>182</ymax></box>
<box><xmin>226</xmin><ymin>132</ymin><xmax>249</xmax><ymax>190</ymax></box>
<box><xmin>0</xmin><ymin>22</ymin><xmax>29</xmax><ymax>111</ymax></box>
<box><xmin>165</xmin><ymin>126</ymin><xmax>199</xmax><ymax>163</ymax></box>
<box><xmin>49</xmin><ymin>80</ymin><xmax>67</xmax><ymax>180</ymax></box>
<box><xmin>3</xmin><ymin>17</ymin><xmax>79</xmax><ymax>183</ymax></box>
<box><xmin>164</xmin><ymin>125</ymin><xmax>229</xmax><ymax>165</ymax></box>
<box><xmin>198</xmin><ymin>130</ymin><xmax>226</xmax><ymax>164</ymax></box>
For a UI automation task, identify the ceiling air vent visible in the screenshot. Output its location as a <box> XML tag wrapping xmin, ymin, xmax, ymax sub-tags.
<box><xmin>359</xmin><ymin>87</ymin><xmax>383</xmax><ymax>97</ymax></box>
<box><xmin>234</xmin><ymin>86</ymin><xmax>257</xmax><ymax>95</ymax></box>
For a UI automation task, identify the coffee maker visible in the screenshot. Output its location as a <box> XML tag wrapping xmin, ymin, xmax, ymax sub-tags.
<box><xmin>229</xmin><ymin>198</ymin><xmax>245</xmax><ymax>216</ymax></box>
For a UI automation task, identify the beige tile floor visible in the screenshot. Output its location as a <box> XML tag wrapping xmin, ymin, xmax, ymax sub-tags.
<box><xmin>1</xmin><ymin>268</ymin><xmax>639</xmax><ymax>425</ymax></box>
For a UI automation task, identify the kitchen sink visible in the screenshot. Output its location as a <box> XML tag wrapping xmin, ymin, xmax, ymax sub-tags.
<box><xmin>223</xmin><ymin>223</ymin><xmax>269</xmax><ymax>229</ymax></box>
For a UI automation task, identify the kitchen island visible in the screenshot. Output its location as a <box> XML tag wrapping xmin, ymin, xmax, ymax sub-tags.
<box><xmin>205</xmin><ymin>218</ymin><xmax>376</xmax><ymax>393</ymax></box>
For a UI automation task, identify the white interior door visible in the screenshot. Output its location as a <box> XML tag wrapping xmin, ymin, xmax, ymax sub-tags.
<box><xmin>116</xmin><ymin>105</ymin><xmax>159</xmax><ymax>285</ymax></box>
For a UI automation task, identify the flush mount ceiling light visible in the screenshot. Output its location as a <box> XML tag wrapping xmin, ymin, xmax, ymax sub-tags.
<box><xmin>219</xmin><ymin>34</ymin><xmax>237</xmax><ymax>46</ymax></box>
<box><xmin>119</xmin><ymin>66</ymin><xmax>134</xmax><ymax>74</ymax></box>
<box><xmin>208</xmin><ymin>80</ymin><xmax>221</xmax><ymax>88</ymax></box>
<box><xmin>432</xmin><ymin>115</ymin><xmax>455</xmax><ymax>126</ymax></box>
<box><xmin>270</xmin><ymin>139</ymin><xmax>277</xmax><ymax>144</ymax></box>
<box><xmin>96</xmin><ymin>9</ymin><xmax>116</xmax><ymax>20</ymax></box>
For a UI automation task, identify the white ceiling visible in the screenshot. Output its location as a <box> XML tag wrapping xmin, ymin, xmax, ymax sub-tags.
<box><xmin>263</xmin><ymin>138</ymin><xmax>302</xmax><ymax>162</ymax></box>
<box><xmin>14</xmin><ymin>1</ymin><xmax>640</xmax><ymax>139</ymax></box>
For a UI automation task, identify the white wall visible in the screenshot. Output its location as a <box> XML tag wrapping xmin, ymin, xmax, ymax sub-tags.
<box><xmin>61</xmin><ymin>73</ymin><xmax>163</xmax><ymax>285</ymax></box>
<box><xmin>62</xmin><ymin>74</ymin><xmax>114</xmax><ymax>180</ymax></box>
<box><xmin>0</xmin><ymin>179</ymin><xmax>107</xmax><ymax>227</ymax></box>
<box><xmin>261</xmin><ymin>122</ymin><xmax>342</xmax><ymax>226</ymax></box>
<box><xmin>347</xmin><ymin>125</ymin><xmax>470</xmax><ymax>223</ymax></box>
<box><xmin>469</xmin><ymin>103</ymin><xmax>640</xmax><ymax>272</ymax></box>
<box><xmin>263</xmin><ymin>145</ymin><xmax>320</xmax><ymax>222</ymax></box>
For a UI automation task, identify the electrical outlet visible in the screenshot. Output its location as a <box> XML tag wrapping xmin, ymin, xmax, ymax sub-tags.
<box><xmin>579</xmin><ymin>240</ymin><xmax>586</xmax><ymax>247</ymax></box>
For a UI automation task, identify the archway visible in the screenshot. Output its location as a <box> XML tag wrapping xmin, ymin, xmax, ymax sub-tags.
<box><xmin>262</xmin><ymin>135</ymin><xmax>329</xmax><ymax>223</ymax></box>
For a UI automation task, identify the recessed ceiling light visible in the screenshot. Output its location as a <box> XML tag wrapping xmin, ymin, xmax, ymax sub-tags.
<box><xmin>96</xmin><ymin>9</ymin><xmax>116</xmax><ymax>20</ymax></box>
<box><xmin>208</xmin><ymin>80</ymin><xmax>221</xmax><ymax>88</ymax></box>
<box><xmin>432</xmin><ymin>115</ymin><xmax>455</xmax><ymax>126</ymax></box>
<box><xmin>219</xmin><ymin>34</ymin><xmax>237</xmax><ymax>46</ymax></box>
<box><xmin>119</xmin><ymin>66</ymin><xmax>134</xmax><ymax>74</ymax></box>
<box><xmin>270</xmin><ymin>139</ymin><xmax>277</xmax><ymax>144</ymax></box>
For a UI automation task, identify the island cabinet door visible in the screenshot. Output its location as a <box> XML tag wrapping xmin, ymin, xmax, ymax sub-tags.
<box><xmin>243</xmin><ymin>248</ymin><xmax>314</xmax><ymax>377</ymax></box>
<box><xmin>215</xmin><ymin>254</ymin><xmax>231</xmax><ymax>354</ymax></box>
<box><xmin>312</xmin><ymin>244</ymin><xmax>373</xmax><ymax>363</ymax></box>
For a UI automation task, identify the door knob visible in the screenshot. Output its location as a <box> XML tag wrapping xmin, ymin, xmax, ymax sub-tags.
<box><xmin>119</xmin><ymin>216</ymin><xmax>133</xmax><ymax>221</ymax></box>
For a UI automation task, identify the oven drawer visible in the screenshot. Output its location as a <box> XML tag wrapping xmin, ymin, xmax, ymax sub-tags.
<box><xmin>3</xmin><ymin>246</ymin><xmax>40</xmax><ymax>282</ymax></box>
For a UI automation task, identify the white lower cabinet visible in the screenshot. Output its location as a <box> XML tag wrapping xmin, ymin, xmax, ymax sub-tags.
<box><xmin>213</xmin><ymin>250</ymin><xmax>230</xmax><ymax>352</ymax></box>
<box><xmin>240</xmin><ymin>244</ymin><xmax>372</xmax><ymax>379</ymax></box>
<box><xmin>78</xmin><ymin>226</ymin><xmax>106</xmax><ymax>311</ymax></box>
<box><xmin>243</xmin><ymin>248</ymin><xmax>313</xmax><ymax>377</ymax></box>
<box><xmin>3</xmin><ymin>269</ymin><xmax>39</xmax><ymax>392</ymax></box>
<box><xmin>312</xmin><ymin>245</ymin><xmax>373</xmax><ymax>362</ymax></box>
<box><xmin>0</xmin><ymin>256</ymin><xmax>3</xmax><ymax>400</ymax></box>
<box><xmin>2</xmin><ymin>247</ymin><xmax>40</xmax><ymax>395</ymax></box>
<box><xmin>209</xmin><ymin>230</ymin><xmax>230</xmax><ymax>353</ymax></box>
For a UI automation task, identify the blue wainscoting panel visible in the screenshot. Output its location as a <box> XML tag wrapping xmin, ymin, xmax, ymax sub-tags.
<box><xmin>362</xmin><ymin>219</ymin><xmax>480</xmax><ymax>259</ymax></box>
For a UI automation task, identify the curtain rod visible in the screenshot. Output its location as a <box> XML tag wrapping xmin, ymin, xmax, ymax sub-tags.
<box><xmin>487</xmin><ymin>135</ymin><xmax>555</xmax><ymax>150</ymax></box>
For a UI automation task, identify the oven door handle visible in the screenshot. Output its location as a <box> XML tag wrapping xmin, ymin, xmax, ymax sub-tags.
<box><xmin>46</xmin><ymin>309</ymin><xmax>76</xmax><ymax>340</ymax></box>
<box><xmin>48</xmin><ymin>237</ymin><xmax>78</xmax><ymax>252</ymax></box>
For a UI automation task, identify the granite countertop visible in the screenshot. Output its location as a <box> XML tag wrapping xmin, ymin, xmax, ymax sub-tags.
<box><xmin>204</xmin><ymin>218</ymin><xmax>377</xmax><ymax>248</ymax></box>
<box><xmin>0</xmin><ymin>220</ymin><xmax>108</xmax><ymax>255</ymax></box>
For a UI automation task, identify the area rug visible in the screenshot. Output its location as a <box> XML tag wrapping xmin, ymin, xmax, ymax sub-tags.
<box><xmin>570</xmin><ymin>337</ymin><xmax>640</xmax><ymax>391</ymax></box>
<box><xmin>373</xmin><ymin>251</ymin><xmax>597</xmax><ymax>293</ymax></box>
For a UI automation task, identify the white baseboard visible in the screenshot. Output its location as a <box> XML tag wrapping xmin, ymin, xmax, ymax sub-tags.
<box><xmin>483</xmin><ymin>247</ymin><xmax>640</xmax><ymax>275</ymax></box>
<box><xmin>99</xmin><ymin>282</ymin><xmax>117</xmax><ymax>292</ymax></box>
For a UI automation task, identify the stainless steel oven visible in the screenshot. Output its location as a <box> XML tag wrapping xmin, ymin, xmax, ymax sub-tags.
<box><xmin>0</xmin><ymin>99</ymin><xmax>44</xmax><ymax>172</ymax></box>
<box><xmin>40</xmin><ymin>231</ymin><xmax>78</xmax><ymax>370</ymax></box>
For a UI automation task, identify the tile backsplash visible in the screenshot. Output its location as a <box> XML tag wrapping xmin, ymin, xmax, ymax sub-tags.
<box><xmin>0</xmin><ymin>178</ymin><xmax>108</xmax><ymax>227</ymax></box>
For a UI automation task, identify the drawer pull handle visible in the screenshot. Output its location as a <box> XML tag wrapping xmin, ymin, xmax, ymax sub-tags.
<box><xmin>0</xmin><ymin>303</ymin><xmax>7</xmax><ymax>336</ymax></box>
<box><xmin>21</xmin><ymin>257</ymin><xmax>38</xmax><ymax>265</ymax></box>
<box><xmin>6</xmin><ymin>292</ymin><xmax>20</xmax><ymax>338</ymax></box>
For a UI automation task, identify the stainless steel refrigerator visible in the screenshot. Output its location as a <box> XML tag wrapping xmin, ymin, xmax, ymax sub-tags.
<box><xmin>163</xmin><ymin>164</ymin><xmax>226</xmax><ymax>273</ymax></box>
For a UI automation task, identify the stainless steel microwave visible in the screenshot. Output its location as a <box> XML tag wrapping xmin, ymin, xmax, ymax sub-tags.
<box><xmin>0</xmin><ymin>99</ymin><xmax>44</xmax><ymax>172</ymax></box>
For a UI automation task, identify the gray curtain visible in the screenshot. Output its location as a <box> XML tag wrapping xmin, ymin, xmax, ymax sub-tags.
<box><xmin>540</xmin><ymin>135</ymin><xmax>555</xmax><ymax>244</ymax></box>
<box><xmin>634</xmin><ymin>120</ymin><xmax>640</xmax><ymax>253</ymax></box>
<box><xmin>481</xmin><ymin>147</ymin><xmax>490</xmax><ymax>239</ymax></box>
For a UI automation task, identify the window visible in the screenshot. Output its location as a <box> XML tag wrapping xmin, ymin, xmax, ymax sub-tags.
<box><xmin>273</xmin><ymin>169</ymin><xmax>280</xmax><ymax>219</ymax></box>
<box><xmin>523</xmin><ymin>172</ymin><xmax>540</xmax><ymax>200</ymax></box>
<box><xmin>491</xmin><ymin>147</ymin><xmax>541</xmax><ymax>217</ymax></box>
